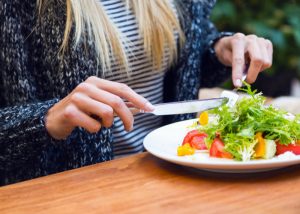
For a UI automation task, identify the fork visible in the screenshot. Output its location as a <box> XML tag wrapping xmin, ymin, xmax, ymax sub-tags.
<box><xmin>221</xmin><ymin>67</ymin><xmax>248</xmax><ymax>107</ymax></box>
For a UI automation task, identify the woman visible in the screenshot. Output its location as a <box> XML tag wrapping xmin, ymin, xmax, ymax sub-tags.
<box><xmin>0</xmin><ymin>0</ymin><xmax>272</xmax><ymax>185</ymax></box>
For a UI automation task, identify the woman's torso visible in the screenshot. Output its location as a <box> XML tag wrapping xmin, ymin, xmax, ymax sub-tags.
<box><xmin>101</xmin><ymin>0</ymin><xmax>178</xmax><ymax>157</ymax></box>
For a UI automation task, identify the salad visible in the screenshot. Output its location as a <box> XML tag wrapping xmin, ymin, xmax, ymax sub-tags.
<box><xmin>177</xmin><ymin>83</ymin><xmax>300</xmax><ymax>161</ymax></box>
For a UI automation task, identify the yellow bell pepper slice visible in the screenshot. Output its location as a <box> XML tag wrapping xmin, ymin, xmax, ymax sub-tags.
<box><xmin>199</xmin><ymin>111</ymin><xmax>209</xmax><ymax>126</ymax></box>
<box><xmin>177</xmin><ymin>143</ymin><xmax>195</xmax><ymax>156</ymax></box>
<box><xmin>254</xmin><ymin>132</ymin><xmax>265</xmax><ymax>158</ymax></box>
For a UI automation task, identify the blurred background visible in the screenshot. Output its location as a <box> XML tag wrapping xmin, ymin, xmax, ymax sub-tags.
<box><xmin>211</xmin><ymin>0</ymin><xmax>300</xmax><ymax>97</ymax></box>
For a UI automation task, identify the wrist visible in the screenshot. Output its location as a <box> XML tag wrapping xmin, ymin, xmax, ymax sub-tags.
<box><xmin>208</xmin><ymin>32</ymin><xmax>234</xmax><ymax>65</ymax></box>
<box><xmin>45</xmin><ymin>105</ymin><xmax>72</xmax><ymax>140</ymax></box>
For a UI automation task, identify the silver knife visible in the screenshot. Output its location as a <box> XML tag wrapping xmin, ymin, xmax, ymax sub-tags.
<box><xmin>129</xmin><ymin>97</ymin><xmax>228</xmax><ymax>115</ymax></box>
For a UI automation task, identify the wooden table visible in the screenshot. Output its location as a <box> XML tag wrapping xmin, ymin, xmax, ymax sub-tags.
<box><xmin>1</xmin><ymin>152</ymin><xmax>300</xmax><ymax>214</ymax></box>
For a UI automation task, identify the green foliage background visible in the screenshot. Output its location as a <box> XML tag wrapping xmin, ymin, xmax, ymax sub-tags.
<box><xmin>211</xmin><ymin>0</ymin><xmax>300</xmax><ymax>96</ymax></box>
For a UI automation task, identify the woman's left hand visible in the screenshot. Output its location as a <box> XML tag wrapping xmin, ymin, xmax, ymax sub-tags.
<box><xmin>214</xmin><ymin>33</ymin><xmax>273</xmax><ymax>87</ymax></box>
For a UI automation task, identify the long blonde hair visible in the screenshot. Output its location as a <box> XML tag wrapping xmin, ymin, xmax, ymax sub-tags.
<box><xmin>38</xmin><ymin>0</ymin><xmax>184</xmax><ymax>73</ymax></box>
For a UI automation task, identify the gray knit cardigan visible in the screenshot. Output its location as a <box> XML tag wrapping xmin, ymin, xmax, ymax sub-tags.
<box><xmin>0</xmin><ymin>0</ymin><xmax>230</xmax><ymax>186</ymax></box>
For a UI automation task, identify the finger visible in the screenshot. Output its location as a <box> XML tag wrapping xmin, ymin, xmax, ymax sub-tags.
<box><xmin>86</xmin><ymin>77</ymin><xmax>154</xmax><ymax>112</ymax></box>
<box><xmin>265</xmin><ymin>39</ymin><xmax>273</xmax><ymax>66</ymax></box>
<box><xmin>231</xmin><ymin>33</ymin><xmax>246</xmax><ymax>87</ymax></box>
<box><xmin>63</xmin><ymin>104</ymin><xmax>102</xmax><ymax>133</ymax></box>
<box><xmin>70</xmin><ymin>92</ymin><xmax>114</xmax><ymax>128</ymax></box>
<box><xmin>76</xmin><ymin>83</ymin><xmax>134</xmax><ymax>131</ymax></box>
<box><xmin>246</xmin><ymin>36</ymin><xmax>264</xmax><ymax>83</ymax></box>
<box><xmin>124</xmin><ymin>102</ymin><xmax>135</xmax><ymax>108</ymax></box>
<box><xmin>257</xmin><ymin>38</ymin><xmax>272</xmax><ymax>70</ymax></box>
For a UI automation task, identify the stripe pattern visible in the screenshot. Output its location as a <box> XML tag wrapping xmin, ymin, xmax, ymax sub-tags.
<box><xmin>101</xmin><ymin>0</ymin><xmax>177</xmax><ymax>158</ymax></box>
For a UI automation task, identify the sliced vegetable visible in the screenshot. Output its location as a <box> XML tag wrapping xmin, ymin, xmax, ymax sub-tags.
<box><xmin>254</xmin><ymin>132</ymin><xmax>265</xmax><ymax>158</ymax></box>
<box><xmin>276</xmin><ymin>141</ymin><xmax>300</xmax><ymax>155</ymax></box>
<box><xmin>182</xmin><ymin>130</ymin><xmax>208</xmax><ymax>150</ymax></box>
<box><xmin>190</xmin><ymin>135</ymin><xmax>208</xmax><ymax>150</ymax></box>
<box><xmin>263</xmin><ymin>139</ymin><xmax>276</xmax><ymax>159</ymax></box>
<box><xmin>209</xmin><ymin>138</ymin><xmax>233</xmax><ymax>159</ymax></box>
<box><xmin>177</xmin><ymin>143</ymin><xmax>195</xmax><ymax>156</ymax></box>
<box><xmin>182</xmin><ymin>130</ymin><xmax>201</xmax><ymax>145</ymax></box>
<box><xmin>199</xmin><ymin>111</ymin><xmax>209</xmax><ymax>125</ymax></box>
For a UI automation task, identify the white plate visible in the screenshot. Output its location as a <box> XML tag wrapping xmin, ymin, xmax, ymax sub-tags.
<box><xmin>144</xmin><ymin>119</ymin><xmax>300</xmax><ymax>173</ymax></box>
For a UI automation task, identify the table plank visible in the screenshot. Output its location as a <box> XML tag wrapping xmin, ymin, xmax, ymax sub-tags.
<box><xmin>1</xmin><ymin>152</ymin><xmax>300</xmax><ymax>214</ymax></box>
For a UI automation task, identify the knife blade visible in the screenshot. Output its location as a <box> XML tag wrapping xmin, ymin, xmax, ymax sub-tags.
<box><xmin>129</xmin><ymin>97</ymin><xmax>228</xmax><ymax>116</ymax></box>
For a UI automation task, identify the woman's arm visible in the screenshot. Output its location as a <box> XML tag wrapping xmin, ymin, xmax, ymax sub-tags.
<box><xmin>0</xmin><ymin>1</ymin><xmax>63</xmax><ymax>184</ymax></box>
<box><xmin>198</xmin><ymin>0</ymin><xmax>233</xmax><ymax>87</ymax></box>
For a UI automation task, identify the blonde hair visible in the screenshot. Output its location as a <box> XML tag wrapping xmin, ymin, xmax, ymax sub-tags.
<box><xmin>38</xmin><ymin>0</ymin><xmax>184</xmax><ymax>73</ymax></box>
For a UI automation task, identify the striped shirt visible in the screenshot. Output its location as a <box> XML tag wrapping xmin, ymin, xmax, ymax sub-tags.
<box><xmin>101</xmin><ymin>0</ymin><xmax>178</xmax><ymax>158</ymax></box>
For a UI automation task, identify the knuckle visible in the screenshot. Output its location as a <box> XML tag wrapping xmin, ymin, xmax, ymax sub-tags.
<box><xmin>264</xmin><ymin>61</ymin><xmax>272</xmax><ymax>69</ymax></box>
<box><xmin>247</xmin><ymin>34</ymin><xmax>258</xmax><ymax>41</ymax></box>
<box><xmin>89</xmin><ymin>123</ymin><xmax>101</xmax><ymax>133</ymax></box>
<box><xmin>233</xmin><ymin>57</ymin><xmax>244</xmax><ymax>65</ymax></box>
<box><xmin>265</xmin><ymin>39</ymin><xmax>273</xmax><ymax>48</ymax></box>
<box><xmin>70</xmin><ymin>93</ymin><xmax>82</xmax><ymax>103</ymax></box>
<box><xmin>233</xmin><ymin>33</ymin><xmax>245</xmax><ymax>40</ymax></box>
<box><xmin>101</xmin><ymin>107</ymin><xmax>114</xmax><ymax>119</ymax></box>
<box><xmin>253</xmin><ymin>57</ymin><xmax>264</xmax><ymax>66</ymax></box>
<box><xmin>102</xmin><ymin>120</ymin><xmax>113</xmax><ymax>128</ymax></box>
<box><xmin>86</xmin><ymin>76</ymin><xmax>98</xmax><ymax>83</ymax></box>
<box><xmin>258</xmin><ymin>37</ymin><xmax>265</xmax><ymax>42</ymax></box>
<box><xmin>63</xmin><ymin>105</ymin><xmax>77</xmax><ymax>119</ymax></box>
<box><xmin>111</xmin><ymin>97</ymin><xmax>124</xmax><ymax>109</ymax></box>
<box><xmin>231</xmin><ymin>36</ymin><xmax>244</xmax><ymax>46</ymax></box>
<box><xmin>262</xmin><ymin>55</ymin><xmax>272</xmax><ymax>65</ymax></box>
<box><xmin>119</xmin><ymin>83</ymin><xmax>130</xmax><ymax>92</ymax></box>
<box><xmin>230</xmin><ymin>38</ymin><xmax>239</xmax><ymax>46</ymax></box>
<box><xmin>76</xmin><ymin>82</ymin><xmax>91</xmax><ymax>92</ymax></box>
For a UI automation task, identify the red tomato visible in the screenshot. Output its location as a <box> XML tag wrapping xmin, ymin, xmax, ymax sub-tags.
<box><xmin>182</xmin><ymin>130</ymin><xmax>201</xmax><ymax>145</ymax></box>
<box><xmin>276</xmin><ymin>141</ymin><xmax>300</xmax><ymax>155</ymax></box>
<box><xmin>182</xmin><ymin>130</ymin><xmax>208</xmax><ymax>150</ymax></box>
<box><xmin>190</xmin><ymin>135</ymin><xmax>208</xmax><ymax>150</ymax></box>
<box><xmin>209</xmin><ymin>138</ymin><xmax>233</xmax><ymax>159</ymax></box>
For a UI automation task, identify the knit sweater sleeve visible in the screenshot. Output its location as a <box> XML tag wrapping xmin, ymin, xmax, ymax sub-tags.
<box><xmin>0</xmin><ymin>1</ymin><xmax>61</xmax><ymax>175</ymax></box>
<box><xmin>199</xmin><ymin>0</ymin><xmax>232</xmax><ymax>87</ymax></box>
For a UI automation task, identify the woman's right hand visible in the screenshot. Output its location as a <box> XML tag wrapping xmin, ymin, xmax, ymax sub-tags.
<box><xmin>45</xmin><ymin>76</ymin><xmax>154</xmax><ymax>140</ymax></box>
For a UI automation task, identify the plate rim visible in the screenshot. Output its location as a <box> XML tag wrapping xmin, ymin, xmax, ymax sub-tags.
<box><xmin>143</xmin><ymin>119</ymin><xmax>300</xmax><ymax>172</ymax></box>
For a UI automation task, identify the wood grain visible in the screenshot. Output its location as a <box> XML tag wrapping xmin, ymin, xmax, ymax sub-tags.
<box><xmin>1</xmin><ymin>152</ymin><xmax>300</xmax><ymax>214</ymax></box>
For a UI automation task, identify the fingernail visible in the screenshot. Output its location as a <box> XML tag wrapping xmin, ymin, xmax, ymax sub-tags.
<box><xmin>129</xmin><ymin>125</ymin><xmax>133</xmax><ymax>132</ymax></box>
<box><xmin>145</xmin><ymin>102</ymin><xmax>155</xmax><ymax>111</ymax></box>
<box><xmin>126</xmin><ymin>124</ymin><xmax>133</xmax><ymax>132</ymax></box>
<box><xmin>235</xmin><ymin>79</ymin><xmax>242</xmax><ymax>88</ymax></box>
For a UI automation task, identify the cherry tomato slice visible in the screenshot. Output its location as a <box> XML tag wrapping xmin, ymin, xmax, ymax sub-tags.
<box><xmin>190</xmin><ymin>135</ymin><xmax>207</xmax><ymax>150</ymax></box>
<box><xmin>209</xmin><ymin>138</ymin><xmax>233</xmax><ymax>159</ymax></box>
<box><xmin>276</xmin><ymin>141</ymin><xmax>300</xmax><ymax>155</ymax></box>
<box><xmin>182</xmin><ymin>130</ymin><xmax>201</xmax><ymax>145</ymax></box>
<box><xmin>182</xmin><ymin>130</ymin><xmax>208</xmax><ymax>150</ymax></box>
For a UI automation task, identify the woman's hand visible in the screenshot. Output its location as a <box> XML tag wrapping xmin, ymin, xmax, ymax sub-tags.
<box><xmin>214</xmin><ymin>33</ymin><xmax>273</xmax><ymax>87</ymax></box>
<box><xmin>45</xmin><ymin>76</ymin><xmax>154</xmax><ymax>140</ymax></box>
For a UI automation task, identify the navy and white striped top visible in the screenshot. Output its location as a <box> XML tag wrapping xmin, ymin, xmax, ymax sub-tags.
<box><xmin>101</xmin><ymin>0</ymin><xmax>178</xmax><ymax>158</ymax></box>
